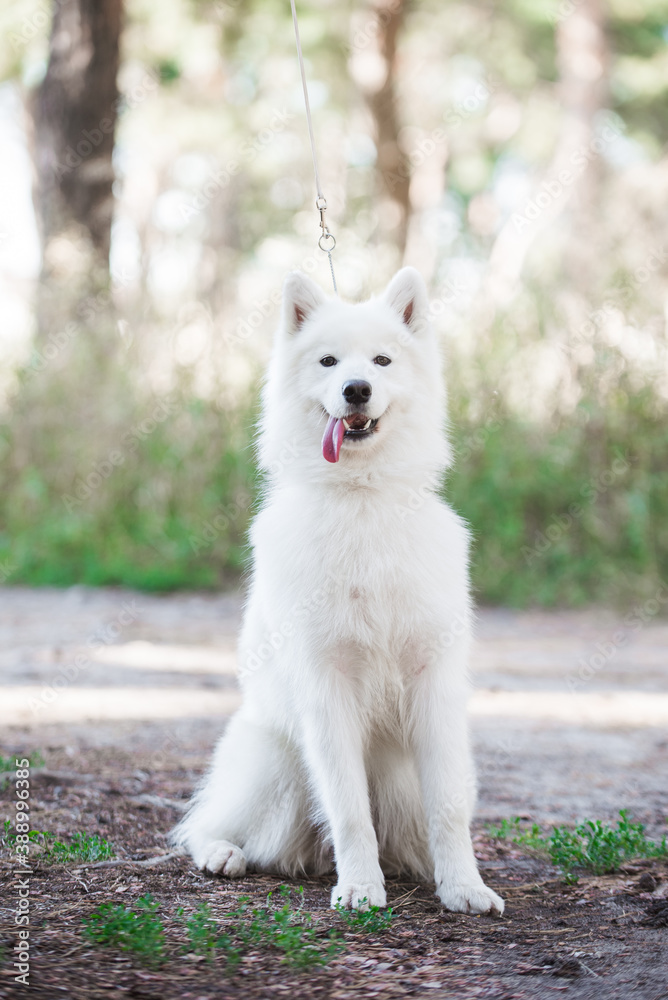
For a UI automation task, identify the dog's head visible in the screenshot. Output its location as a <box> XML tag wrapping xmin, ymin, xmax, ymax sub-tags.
<box><xmin>260</xmin><ymin>267</ymin><xmax>450</xmax><ymax>482</ymax></box>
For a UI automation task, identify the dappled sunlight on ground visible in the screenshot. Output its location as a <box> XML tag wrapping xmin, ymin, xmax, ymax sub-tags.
<box><xmin>1</xmin><ymin>586</ymin><xmax>667</xmax><ymax>831</ymax></box>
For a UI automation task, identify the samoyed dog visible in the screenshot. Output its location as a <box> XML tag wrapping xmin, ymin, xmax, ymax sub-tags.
<box><xmin>173</xmin><ymin>267</ymin><xmax>504</xmax><ymax>915</ymax></box>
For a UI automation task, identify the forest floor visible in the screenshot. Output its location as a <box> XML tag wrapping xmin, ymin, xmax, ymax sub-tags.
<box><xmin>0</xmin><ymin>586</ymin><xmax>667</xmax><ymax>1000</ymax></box>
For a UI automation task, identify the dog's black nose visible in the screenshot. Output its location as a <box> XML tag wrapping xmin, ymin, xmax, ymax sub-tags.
<box><xmin>342</xmin><ymin>380</ymin><xmax>372</xmax><ymax>406</ymax></box>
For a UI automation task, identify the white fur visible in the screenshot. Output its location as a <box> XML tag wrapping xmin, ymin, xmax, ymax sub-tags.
<box><xmin>172</xmin><ymin>267</ymin><xmax>504</xmax><ymax>915</ymax></box>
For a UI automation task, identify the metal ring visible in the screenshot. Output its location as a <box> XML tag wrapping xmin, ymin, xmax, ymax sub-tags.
<box><xmin>315</xmin><ymin>196</ymin><xmax>327</xmax><ymax>211</ymax></box>
<box><xmin>318</xmin><ymin>232</ymin><xmax>336</xmax><ymax>252</ymax></box>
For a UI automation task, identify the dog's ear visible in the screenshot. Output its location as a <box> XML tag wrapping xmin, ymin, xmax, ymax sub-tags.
<box><xmin>282</xmin><ymin>272</ymin><xmax>327</xmax><ymax>335</ymax></box>
<box><xmin>383</xmin><ymin>267</ymin><xmax>429</xmax><ymax>335</ymax></box>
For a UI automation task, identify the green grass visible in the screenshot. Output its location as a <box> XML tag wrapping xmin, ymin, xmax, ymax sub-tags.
<box><xmin>82</xmin><ymin>884</ymin><xmax>400</xmax><ymax>972</ymax></box>
<box><xmin>0</xmin><ymin>751</ymin><xmax>45</xmax><ymax>771</ymax></box>
<box><xmin>1</xmin><ymin>340</ymin><xmax>666</xmax><ymax>606</ymax></box>
<box><xmin>334</xmin><ymin>898</ymin><xmax>393</xmax><ymax>932</ymax></box>
<box><xmin>447</xmin><ymin>394</ymin><xmax>668</xmax><ymax>607</ymax></box>
<box><xmin>1</xmin><ymin>821</ymin><xmax>46</xmax><ymax>852</ymax></box>
<box><xmin>178</xmin><ymin>903</ymin><xmax>241</xmax><ymax>967</ymax></box>
<box><xmin>0</xmin><ymin>383</ymin><xmax>259</xmax><ymax>591</ymax></box>
<box><xmin>89</xmin><ymin>887</ymin><xmax>349</xmax><ymax>972</ymax></box>
<box><xmin>1</xmin><ymin>823</ymin><xmax>114</xmax><ymax>863</ymax></box>
<box><xmin>234</xmin><ymin>886</ymin><xmax>342</xmax><ymax>969</ymax></box>
<box><xmin>83</xmin><ymin>895</ymin><xmax>166</xmax><ymax>965</ymax></box>
<box><xmin>489</xmin><ymin>810</ymin><xmax>668</xmax><ymax>883</ymax></box>
<box><xmin>487</xmin><ymin>817</ymin><xmax>544</xmax><ymax>848</ymax></box>
<box><xmin>47</xmin><ymin>831</ymin><xmax>115</xmax><ymax>863</ymax></box>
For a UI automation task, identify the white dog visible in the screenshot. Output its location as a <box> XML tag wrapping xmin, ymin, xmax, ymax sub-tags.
<box><xmin>173</xmin><ymin>267</ymin><xmax>504</xmax><ymax>915</ymax></box>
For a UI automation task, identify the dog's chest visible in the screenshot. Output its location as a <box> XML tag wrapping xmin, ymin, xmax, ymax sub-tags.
<box><xmin>254</xmin><ymin>484</ymin><xmax>467</xmax><ymax>633</ymax></box>
<box><xmin>263</xmin><ymin>491</ymin><xmax>449</xmax><ymax>640</ymax></box>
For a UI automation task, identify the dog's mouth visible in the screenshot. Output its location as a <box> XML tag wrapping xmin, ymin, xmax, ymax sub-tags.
<box><xmin>343</xmin><ymin>413</ymin><xmax>379</xmax><ymax>437</ymax></box>
<box><xmin>322</xmin><ymin>412</ymin><xmax>380</xmax><ymax>463</ymax></box>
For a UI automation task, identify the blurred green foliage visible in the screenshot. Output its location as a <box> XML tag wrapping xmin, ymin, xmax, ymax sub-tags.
<box><xmin>448</xmin><ymin>401</ymin><xmax>668</xmax><ymax>607</ymax></box>
<box><xmin>1</xmin><ymin>358</ymin><xmax>666</xmax><ymax>606</ymax></box>
<box><xmin>0</xmin><ymin>391</ymin><xmax>257</xmax><ymax>592</ymax></box>
<box><xmin>0</xmin><ymin>0</ymin><xmax>667</xmax><ymax>607</ymax></box>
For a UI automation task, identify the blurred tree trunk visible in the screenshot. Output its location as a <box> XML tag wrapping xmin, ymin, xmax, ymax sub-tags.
<box><xmin>361</xmin><ymin>0</ymin><xmax>411</xmax><ymax>259</ymax></box>
<box><xmin>554</xmin><ymin>0</ymin><xmax>608</xmax><ymax>293</ymax></box>
<box><xmin>484</xmin><ymin>0</ymin><xmax>607</xmax><ymax>307</ymax></box>
<box><xmin>32</xmin><ymin>0</ymin><xmax>122</xmax><ymax>337</ymax></box>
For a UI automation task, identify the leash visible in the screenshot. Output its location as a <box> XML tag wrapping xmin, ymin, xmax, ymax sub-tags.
<box><xmin>289</xmin><ymin>0</ymin><xmax>338</xmax><ymax>295</ymax></box>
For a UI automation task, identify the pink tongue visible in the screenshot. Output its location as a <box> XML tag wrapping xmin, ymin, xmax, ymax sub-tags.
<box><xmin>322</xmin><ymin>415</ymin><xmax>345</xmax><ymax>463</ymax></box>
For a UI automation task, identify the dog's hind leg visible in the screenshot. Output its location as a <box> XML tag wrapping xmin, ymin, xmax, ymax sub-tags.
<box><xmin>171</xmin><ymin>713</ymin><xmax>319</xmax><ymax>876</ymax></box>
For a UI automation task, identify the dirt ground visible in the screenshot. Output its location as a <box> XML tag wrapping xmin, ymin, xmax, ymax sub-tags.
<box><xmin>0</xmin><ymin>586</ymin><xmax>667</xmax><ymax>999</ymax></box>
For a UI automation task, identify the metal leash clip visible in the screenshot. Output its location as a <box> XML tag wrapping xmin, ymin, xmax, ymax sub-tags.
<box><xmin>315</xmin><ymin>197</ymin><xmax>337</xmax><ymax>293</ymax></box>
<box><xmin>316</xmin><ymin>197</ymin><xmax>336</xmax><ymax>252</ymax></box>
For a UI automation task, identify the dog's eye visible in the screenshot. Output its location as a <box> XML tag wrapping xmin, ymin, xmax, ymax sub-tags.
<box><xmin>374</xmin><ymin>355</ymin><xmax>392</xmax><ymax>366</ymax></box>
<box><xmin>320</xmin><ymin>356</ymin><xmax>338</xmax><ymax>367</ymax></box>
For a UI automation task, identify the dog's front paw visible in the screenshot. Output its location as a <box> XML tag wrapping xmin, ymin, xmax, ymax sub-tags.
<box><xmin>196</xmin><ymin>840</ymin><xmax>247</xmax><ymax>878</ymax></box>
<box><xmin>437</xmin><ymin>877</ymin><xmax>504</xmax><ymax>916</ymax></box>
<box><xmin>331</xmin><ymin>881</ymin><xmax>387</xmax><ymax>910</ymax></box>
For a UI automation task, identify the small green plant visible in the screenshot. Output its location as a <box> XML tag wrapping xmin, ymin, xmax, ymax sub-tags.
<box><xmin>180</xmin><ymin>903</ymin><xmax>219</xmax><ymax>956</ymax></box>
<box><xmin>334</xmin><ymin>898</ymin><xmax>393</xmax><ymax>932</ymax></box>
<box><xmin>489</xmin><ymin>811</ymin><xmax>668</xmax><ymax>883</ymax></box>
<box><xmin>178</xmin><ymin>903</ymin><xmax>241</xmax><ymax>967</ymax></box>
<box><xmin>235</xmin><ymin>886</ymin><xmax>341</xmax><ymax>968</ymax></box>
<box><xmin>83</xmin><ymin>895</ymin><xmax>166</xmax><ymax>965</ymax></box>
<box><xmin>1</xmin><ymin>825</ymin><xmax>115</xmax><ymax>863</ymax></box>
<box><xmin>0</xmin><ymin>751</ymin><xmax>45</xmax><ymax>771</ymax></box>
<box><xmin>1</xmin><ymin>822</ymin><xmax>50</xmax><ymax>852</ymax></box>
<box><xmin>0</xmin><ymin>752</ymin><xmax>45</xmax><ymax>789</ymax></box>
<box><xmin>488</xmin><ymin>817</ymin><xmax>544</xmax><ymax>851</ymax></box>
<box><xmin>548</xmin><ymin>812</ymin><xmax>667</xmax><ymax>882</ymax></box>
<box><xmin>48</xmin><ymin>832</ymin><xmax>115</xmax><ymax>863</ymax></box>
<box><xmin>488</xmin><ymin>817</ymin><xmax>522</xmax><ymax>840</ymax></box>
<box><xmin>177</xmin><ymin>887</ymin><xmax>341</xmax><ymax>973</ymax></box>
